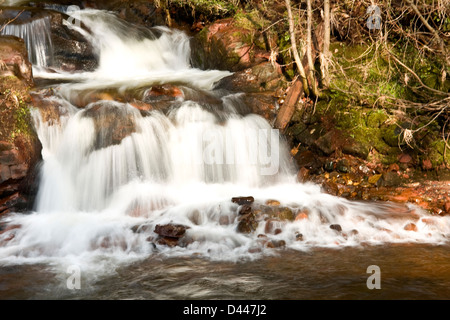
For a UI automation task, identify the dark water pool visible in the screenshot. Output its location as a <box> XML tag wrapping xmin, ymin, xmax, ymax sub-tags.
<box><xmin>1</xmin><ymin>244</ymin><xmax>449</xmax><ymax>300</ymax></box>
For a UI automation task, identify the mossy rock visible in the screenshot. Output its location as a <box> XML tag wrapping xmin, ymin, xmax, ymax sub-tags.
<box><xmin>274</xmin><ymin>207</ymin><xmax>294</xmax><ymax>221</ymax></box>
<box><xmin>427</xmin><ymin>140</ymin><xmax>450</xmax><ymax>167</ymax></box>
<box><xmin>381</xmin><ymin>123</ymin><xmax>403</xmax><ymax>147</ymax></box>
<box><xmin>366</xmin><ymin>110</ymin><xmax>388</xmax><ymax>128</ymax></box>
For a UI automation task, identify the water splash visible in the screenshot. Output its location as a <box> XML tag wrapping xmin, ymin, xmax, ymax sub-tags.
<box><xmin>33</xmin><ymin>9</ymin><xmax>231</xmax><ymax>91</ymax></box>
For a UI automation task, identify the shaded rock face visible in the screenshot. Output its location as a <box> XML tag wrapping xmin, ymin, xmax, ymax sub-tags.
<box><xmin>0</xmin><ymin>138</ymin><xmax>42</xmax><ymax>215</ymax></box>
<box><xmin>216</xmin><ymin>62</ymin><xmax>283</xmax><ymax>94</ymax></box>
<box><xmin>0</xmin><ymin>36</ymin><xmax>42</xmax><ymax>215</ymax></box>
<box><xmin>192</xmin><ymin>18</ymin><xmax>278</xmax><ymax>72</ymax></box>
<box><xmin>82</xmin><ymin>102</ymin><xmax>137</xmax><ymax>150</ymax></box>
<box><xmin>0</xmin><ymin>36</ymin><xmax>33</xmax><ymax>86</ymax></box>
<box><xmin>47</xmin><ymin>10</ymin><xmax>98</xmax><ymax>72</ymax></box>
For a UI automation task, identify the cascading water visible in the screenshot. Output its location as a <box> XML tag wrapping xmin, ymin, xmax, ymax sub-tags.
<box><xmin>0</xmin><ymin>12</ymin><xmax>53</xmax><ymax>67</ymax></box>
<box><xmin>0</xmin><ymin>8</ymin><xmax>449</xmax><ymax>278</ymax></box>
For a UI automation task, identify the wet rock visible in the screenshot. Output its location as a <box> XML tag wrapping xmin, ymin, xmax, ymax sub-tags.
<box><xmin>398</xmin><ymin>153</ymin><xmax>412</xmax><ymax>164</ymax></box>
<box><xmin>342</xmin><ymin>139</ymin><xmax>369</xmax><ymax>160</ymax></box>
<box><xmin>330</xmin><ymin>224</ymin><xmax>342</xmax><ymax>232</ymax></box>
<box><xmin>30</xmin><ymin>93</ymin><xmax>69</xmax><ymax>125</ymax></box>
<box><xmin>156</xmin><ymin>236</ymin><xmax>180</xmax><ymax>247</ymax></box>
<box><xmin>404</xmin><ymin>223</ymin><xmax>418</xmax><ymax>232</ymax></box>
<box><xmin>144</xmin><ymin>84</ymin><xmax>184</xmax><ymax>101</ymax></box>
<box><xmin>312</xmin><ymin>129</ymin><xmax>369</xmax><ymax>160</ymax></box>
<box><xmin>422</xmin><ymin>159</ymin><xmax>433</xmax><ymax>170</ymax></box>
<box><xmin>313</xmin><ymin>131</ymin><xmax>337</xmax><ymax>156</ymax></box>
<box><xmin>274</xmin><ymin>207</ymin><xmax>294</xmax><ymax>221</ymax></box>
<box><xmin>264</xmin><ymin>218</ymin><xmax>282</xmax><ymax>234</ymax></box>
<box><xmin>0</xmin><ymin>192</ymin><xmax>27</xmax><ymax>214</ymax></box>
<box><xmin>231</xmin><ymin>196</ymin><xmax>254</xmax><ymax>205</ymax></box>
<box><xmin>336</xmin><ymin>159</ymin><xmax>350</xmax><ymax>173</ymax></box>
<box><xmin>0</xmin><ymin>223</ymin><xmax>21</xmax><ymax>235</ymax></box>
<box><xmin>0</xmin><ymin>36</ymin><xmax>33</xmax><ymax>85</ymax></box>
<box><xmin>0</xmin><ymin>136</ymin><xmax>41</xmax><ymax>214</ymax></box>
<box><xmin>445</xmin><ymin>202</ymin><xmax>450</xmax><ymax>214</ymax></box>
<box><xmin>47</xmin><ymin>10</ymin><xmax>98</xmax><ymax>72</ymax></box>
<box><xmin>295</xmin><ymin>211</ymin><xmax>309</xmax><ymax>221</ymax></box>
<box><xmin>297</xmin><ymin>167</ymin><xmax>310</xmax><ymax>183</ymax></box>
<box><xmin>377</xmin><ymin>171</ymin><xmax>403</xmax><ymax>187</ymax></box>
<box><xmin>242</xmin><ymin>93</ymin><xmax>278</xmax><ymax>121</ymax></box>
<box><xmin>265</xmin><ymin>199</ymin><xmax>280</xmax><ymax>206</ymax></box>
<box><xmin>322</xmin><ymin>180</ymin><xmax>339</xmax><ymax>196</ymax></box>
<box><xmin>238</xmin><ymin>204</ymin><xmax>252</xmax><ymax>215</ymax></box>
<box><xmin>265</xmin><ymin>239</ymin><xmax>286</xmax><ymax>248</ymax></box>
<box><xmin>295</xmin><ymin>232</ymin><xmax>304</xmax><ymax>241</ymax></box>
<box><xmin>130</xmin><ymin>224</ymin><xmax>151</xmax><ymax>234</ymax></box>
<box><xmin>129</xmin><ymin>100</ymin><xmax>153</xmax><ymax>112</ymax></box>
<box><xmin>154</xmin><ymin>223</ymin><xmax>189</xmax><ymax>238</ymax></box>
<box><xmin>82</xmin><ymin>102</ymin><xmax>136</xmax><ymax>149</ymax></box>
<box><xmin>237</xmin><ymin>213</ymin><xmax>258</xmax><ymax>234</ymax></box>
<box><xmin>324</xmin><ymin>160</ymin><xmax>335</xmax><ymax>172</ymax></box>
<box><xmin>217</xmin><ymin>62</ymin><xmax>283</xmax><ymax>94</ymax></box>
<box><xmin>368</xmin><ymin>174</ymin><xmax>382</xmax><ymax>185</ymax></box>
<box><xmin>388</xmin><ymin>163</ymin><xmax>400</xmax><ymax>172</ymax></box>
<box><xmin>294</xmin><ymin>150</ymin><xmax>324</xmax><ymax>175</ymax></box>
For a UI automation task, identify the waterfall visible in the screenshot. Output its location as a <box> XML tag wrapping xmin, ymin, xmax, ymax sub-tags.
<box><xmin>0</xmin><ymin>13</ymin><xmax>53</xmax><ymax>67</ymax></box>
<box><xmin>0</xmin><ymin>9</ymin><xmax>449</xmax><ymax>269</ymax></box>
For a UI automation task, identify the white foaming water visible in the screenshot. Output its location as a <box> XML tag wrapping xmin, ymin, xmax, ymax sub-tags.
<box><xmin>1</xmin><ymin>14</ymin><xmax>53</xmax><ymax>67</ymax></box>
<box><xmin>33</xmin><ymin>9</ymin><xmax>231</xmax><ymax>91</ymax></box>
<box><xmin>1</xmin><ymin>9</ymin><xmax>449</xmax><ymax>277</ymax></box>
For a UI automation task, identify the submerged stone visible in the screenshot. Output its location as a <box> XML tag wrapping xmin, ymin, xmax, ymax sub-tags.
<box><xmin>154</xmin><ymin>223</ymin><xmax>189</xmax><ymax>238</ymax></box>
<box><xmin>231</xmin><ymin>196</ymin><xmax>254</xmax><ymax>205</ymax></box>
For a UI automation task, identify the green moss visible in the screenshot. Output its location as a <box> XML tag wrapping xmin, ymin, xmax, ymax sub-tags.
<box><xmin>0</xmin><ymin>75</ymin><xmax>34</xmax><ymax>142</ymax></box>
<box><xmin>168</xmin><ymin>0</ymin><xmax>238</xmax><ymax>19</ymax></box>
<box><xmin>233</xmin><ymin>9</ymin><xmax>268</xmax><ymax>31</ymax></box>
<box><xmin>366</xmin><ymin>109</ymin><xmax>388</xmax><ymax>128</ymax></box>
<box><xmin>428</xmin><ymin>140</ymin><xmax>450</xmax><ymax>166</ymax></box>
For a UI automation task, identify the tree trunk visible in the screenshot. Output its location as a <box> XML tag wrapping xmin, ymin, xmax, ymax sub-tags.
<box><xmin>322</xmin><ymin>0</ymin><xmax>331</xmax><ymax>87</ymax></box>
<box><xmin>306</xmin><ymin>0</ymin><xmax>319</xmax><ymax>96</ymax></box>
<box><xmin>285</xmin><ymin>0</ymin><xmax>309</xmax><ymax>96</ymax></box>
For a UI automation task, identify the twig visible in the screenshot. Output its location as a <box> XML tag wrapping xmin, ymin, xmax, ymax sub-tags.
<box><xmin>406</xmin><ymin>0</ymin><xmax>449</xmax><ymax>67</ymax></box>
<box><xmin>0</xmin><ymin>10</ymin><xmax>24</xmax><ymax>33</ymax></box>
<box><xmin>385</xmin><ymin>46</ymin><xmax>450</xmax><ymax>97</ymax></box>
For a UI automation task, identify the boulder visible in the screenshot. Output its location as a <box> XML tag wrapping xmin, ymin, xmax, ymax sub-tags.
<box><xmin>377</xmin><ymin>171</ymin><xmax>403</xmax><ymax>187</ymax></box>
<box><xmin>0</xmin><ymin>36</ymin><xmax>42</xmax><ymax>215</ymax></box>
<box><xmin>237</xmin><ymin>212</ymin><xmax>258</xmax><ymax>234</ymax></box>
<box><xmin>82</xmin><ymin>102</ymin><xmax>136</xmax><ymax>149</ymax></box>
<box><xmin>192</xmin><ymin>18</ymin><xmax>270</xmax><ymax>72</ymax></box>
<box><xmin>0</xmin><ymin>36</ymin><xmax>33</xmax><ymax>86</ymax></box>
<box><xmin>47</xmin><ymin>10</ymin><xmax>98</xmax><ymax>71</ymax></box>
<box><xmin>154</xmin><ymin>223</ymin><xmax>189</xmax><ymax>238</ymax></box>
<box><xmin>231</xmin><ymin>196</ymin><xmax>254</xmax><ymax>205</ymax></box>
<box><xmin>238</xmin><ymin>204</ymin><xmax>252</xmax><ymax>215</ymax></box>
<box><xmin>216</xmin><ymin>62</ymin><xmax>283</xmax><ymax>93</ymax></box>
<box><xmin>294</xmin><ymin>150</ymin><xmax>324</xmax><ymax>175</ymax></box>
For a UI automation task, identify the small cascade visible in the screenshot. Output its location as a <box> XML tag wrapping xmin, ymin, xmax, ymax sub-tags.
<box><xmin>0</xmin><ymin>13</ymin><xmax>53</xmax><ymax>67</ymax></box>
